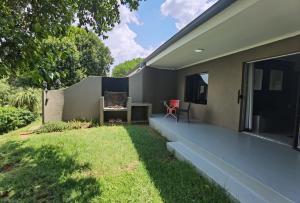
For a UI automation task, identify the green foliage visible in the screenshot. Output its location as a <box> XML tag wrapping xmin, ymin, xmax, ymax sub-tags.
<box><xmin>112</xmin><ymin>58</ymin><xmax>143</xmax><ymax>77</ymax></box>
<box><xmin>0</xmin><ymin>0</ymin><xmax>142</xmax><ymax>78</ymax></box>
<box><xmin>0</xmin><ymin>79</ymin><xmax>16</xmax><ymax>106</ymax></box>
<box><xmin>68</xmin><ymin>27</ymin><xmax>113</xmax><ymax>76</ymax></box>
<box><xmin>33</xmin><ymin>35</ymin><xmax>83</xmax><ymax>87</ymax></box>
<box><xmin>10</xmin><ymin>88</ymin><xmax>40</xmax><ymax>113</ymax></box>
<box><xmin>0</xmin><ymin>106</ymin><xmax>36</xmax><ymax>134</ymax></box>
<box><xmin>10</xmin><ymin>27</ymin><xmax>113</xmax><ymax>88</ymax></box>
<box><xmin>35</xmin><ymin>121</ymin><xmax>90</xmax><ymax>134</ymax></box>
<box><xmin>0</xmin><ymin>79</ymin><xmax>41</xmax><ymax>113</ymax></box>
<box><xmin>34</xmin><ymin>121</ymin><xmax>72</xmax><ymax>134</ymax></box>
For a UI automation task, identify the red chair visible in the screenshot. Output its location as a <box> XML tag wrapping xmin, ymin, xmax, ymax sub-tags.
<box><xmin>164</xmin><ymin>100</ymin><xmax>179</xmax><ymax>120</ymax></box>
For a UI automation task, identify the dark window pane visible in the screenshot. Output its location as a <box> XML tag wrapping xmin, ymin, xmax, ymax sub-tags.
<box><xmin>185</xmin><ymin>73</ymin><xmax>208</xmax><ymax>104</ymax></box>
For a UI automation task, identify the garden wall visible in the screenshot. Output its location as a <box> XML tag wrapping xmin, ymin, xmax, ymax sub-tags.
<box><xmin>63</xmin><ymin>76</ymin><xmax>102</xmax><ymax>121</ymax></box>
<box><xmin>43</xmin><ymin>90</ymin><xmax>64</xmax><ymax>122</ymax></box>
<box><xmin>43</xmin><ymin>67</ymin><xmax>177</xmax><ymax>122</ymax></box>
<box><xmin>43</xmin><ymin>76</ymin><xmax>102</xmax><ymax>122</ymax></box>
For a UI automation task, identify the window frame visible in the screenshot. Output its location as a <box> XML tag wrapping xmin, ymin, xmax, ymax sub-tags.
<box><xmin>184</xmin><ymin>72</ymin><xmax>209</xmax><ymax>105</ymax></box>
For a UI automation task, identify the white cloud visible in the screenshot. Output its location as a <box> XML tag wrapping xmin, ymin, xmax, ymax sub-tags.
<box><xmin>161</xmin><ymin>0</ymin><xmax>218</xmax><ymax>30</ymax></box>
<box><xmin>104</xmin><ymin>6</ymin><xmax>153</xmax><ymax>70</ymax></box>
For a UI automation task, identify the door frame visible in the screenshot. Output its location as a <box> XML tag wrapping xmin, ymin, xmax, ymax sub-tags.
<box><xmin>239</xmin><ymin>52</ymin><xmax>300</xmax><ymax>149</ymax></box>
<box><xmin>293</xmin><ymin>73</ymin><xmax>300</xmax><ymax>149</ymax></box>
<box><xmin>239</xmin><ymin>62</ymin><xmax>253</xmax><ymax>131</ymax></box>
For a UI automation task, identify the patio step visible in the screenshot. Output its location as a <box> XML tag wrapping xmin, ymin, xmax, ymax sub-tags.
<box><xmin>166</xmin><ymin>141</ymin><xmax>292</xmax><ymax>203</ymax></box>
<box><xmin>149</xmin><ymin>117</ymin><xmax>179</xmax><ymax>141</ymax></box>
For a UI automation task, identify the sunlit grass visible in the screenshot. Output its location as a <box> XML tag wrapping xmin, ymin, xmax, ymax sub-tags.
<box><xmin>0</xmin><ymin>124</ymin><xmax>232</xmax><ymax>202</ymax></box>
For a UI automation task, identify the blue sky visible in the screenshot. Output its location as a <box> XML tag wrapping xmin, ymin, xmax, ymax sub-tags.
<box><xmin>104</xmin><ymin>0</ymin><xmax>218</xmax><ymax>68</ymax></box>
<box><xmin>130</xmin><ymin>1</ymin><xmax>178</xmax><ymax>49</ymax></box>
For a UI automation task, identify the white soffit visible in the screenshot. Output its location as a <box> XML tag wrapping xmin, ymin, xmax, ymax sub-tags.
<box><xmin>146</xmin><ymin>0</ymin><xmax>300</xmax><ymax>69</ymax></box>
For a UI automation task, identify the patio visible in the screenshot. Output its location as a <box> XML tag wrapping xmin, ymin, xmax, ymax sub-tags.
<box><xmin>150</xmin><ymin>115</ymin><xmax>300</xmax><ymax>203</ymax></box>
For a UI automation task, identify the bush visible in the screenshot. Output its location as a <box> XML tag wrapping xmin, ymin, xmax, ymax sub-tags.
<box><xmin>0</xmin><ymin>79</ymin><xmax>16</xmax><ymax>106</ymax></box>
<box><xmin>35</xmin><ymin>121</ymin><xmax>69</xmax><ymax>133</ymax></box>
<box><xmin>0</xmin><ymin>106</ymin><xmax>36</xmax><ymax>134</ymax></box>
<box><xmin>0</xmin><ymin>79</ymin><xmax>41</xmax><ymax>113</ymax></box>
<box><xmin>10</xmin><ymin>88</ymin><xmax>41</xmax><ymax>113</ymax></box>
<box><xmin>35</xmin><ymin>121</ymin><xmax>91</xmax><ymax>134</ymax></box>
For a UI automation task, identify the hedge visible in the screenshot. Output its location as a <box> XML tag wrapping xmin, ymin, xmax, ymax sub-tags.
<box><xmin>0</xmin><ymin>106</ymin><xmax>36</xmax><ymax>134</ymax></box>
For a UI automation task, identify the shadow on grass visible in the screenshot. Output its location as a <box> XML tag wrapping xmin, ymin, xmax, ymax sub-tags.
<box><xmin>124</xmin><ymin>125</ymin><xmax>232</xmax><ymax>203</ymax></box>
<box><xmin>0</xmin><ymin>140</ymin><xmax>100</xmax><ymax>202</ymax></box>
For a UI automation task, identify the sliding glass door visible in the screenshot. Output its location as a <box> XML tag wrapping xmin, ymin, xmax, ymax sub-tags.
<box><xmin>241</xmin><ymin>57</ymin><xmax>300</xmax><ymax>149</ymax></box>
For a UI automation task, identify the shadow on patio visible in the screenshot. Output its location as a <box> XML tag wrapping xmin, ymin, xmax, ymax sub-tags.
<box><xmin>0</xmin><ymin>140</ymin><xmax>101</xmax><ymax>202</ymax></box>
<box><xmin>124</xmin><ymin>125</ymin><xmax>232</xmax><ymax>203</ymax></box>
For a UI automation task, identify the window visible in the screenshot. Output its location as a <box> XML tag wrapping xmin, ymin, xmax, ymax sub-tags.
<box><xmin>269</xmin><ymin>70</ymin><xmax>283</xmax><ymax>91</ymax></box>
<box><xmin>185</xmin><ymin>73</ymin><xmax>208</xmax><ymax>104</ymax></box>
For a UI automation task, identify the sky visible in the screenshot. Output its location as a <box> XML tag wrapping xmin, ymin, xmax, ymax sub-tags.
<box><xmin>104</xmin><ymin>0</ymin><xmax>218</xmax><ymax>70</ymax></box>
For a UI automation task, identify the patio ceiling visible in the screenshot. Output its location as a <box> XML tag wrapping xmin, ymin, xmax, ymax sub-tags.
<box><xmin>146</xmin><ymin>0</ymin><xmax>300</xmax><ymax>70</ymax></box>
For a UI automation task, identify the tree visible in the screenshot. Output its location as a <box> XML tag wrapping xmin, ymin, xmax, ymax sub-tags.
<box><xmin>15</xmin><ymin>27</ymin><xmax>113</xmax><ymax>88</ymax></box>
<box><xmin>0</xmin><ymin>0</ymin><xmax>143</xmax><ymax>77</ymax></box>
<box><xmin>30</xmin><ymin>35</ymin><xmax>83</xmax><ymax>88</ymax></box>
<box><xmin>68</xmin><ymin>27</ymin><xmax>113</xmax><ymax>76</ymax></box>
<box><xmin>112</xmin><ymin>58</ymin><xmax>143</xmax><ymax>78</ymax></box>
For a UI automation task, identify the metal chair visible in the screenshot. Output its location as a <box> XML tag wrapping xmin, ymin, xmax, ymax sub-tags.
<box><xmin>177</xmin><ymin>102</ymin><xmax>191</xmax><ymax>122</ymax></box>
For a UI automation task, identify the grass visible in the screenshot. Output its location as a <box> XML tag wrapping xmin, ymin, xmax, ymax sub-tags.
<box><xmin>0</xmin><ymin>121</ymin><xmax>233</xmax><ymax>202</ymax></box>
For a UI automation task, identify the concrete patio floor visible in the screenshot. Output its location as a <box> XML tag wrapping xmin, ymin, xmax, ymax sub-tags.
<box><xmin>149</xmin><ymin>115</ymin><xmax>300</xmax><ymax>203</ymax></box>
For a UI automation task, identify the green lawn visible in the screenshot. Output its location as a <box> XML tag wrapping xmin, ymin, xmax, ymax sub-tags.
<box><xmin>0</xmin><ymin>121</ymin><xmax>232</xmax><ymax>202</ymax></box>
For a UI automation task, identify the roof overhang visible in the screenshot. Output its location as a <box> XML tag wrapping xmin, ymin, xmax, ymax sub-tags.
<box><xmin>145</xmin><ymin>0</ymin><xmax>300</xmax><ymax>70</ymax></box>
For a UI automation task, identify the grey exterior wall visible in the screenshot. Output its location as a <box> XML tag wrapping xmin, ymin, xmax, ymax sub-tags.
<box><xmin>63</xmin><ymin>76</ymin><xmax>102</xmax><ymax>121</ymax></box>
<box><xmin>129</xmin><ymin>66</ymin><xmax>177</xmax><ymax>113</ymax></box>
<box><xmin>129</xmin><ymin>69</ymin><xmax>143</xmax><ymax>102</ymax></box>
<box><xmin>142</xmin><ymin>67</ymin><xmax>177</xmax><ymax>113</ymax></box>
<box><xmin>43</xmin><ymin>76</ymin><xmax>102</xmax><ymax>122</ymax></box>
<box><xmin>177</xmin><ymin>35</ymin><xmax>300</xmax><ymax>131</ymax></box>
<box><xmin>43</xmin><ymin>90</ymin><xmax>64</xmax><ymax>122</ymax></box>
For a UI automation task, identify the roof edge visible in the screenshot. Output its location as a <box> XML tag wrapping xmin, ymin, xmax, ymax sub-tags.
<box><xmin>143</xmin><ymin>0</ymin><xmax>236</xmax><ymax>65</ymax></box>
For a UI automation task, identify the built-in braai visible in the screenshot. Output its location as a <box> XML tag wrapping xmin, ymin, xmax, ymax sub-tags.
<box><xmin>100</xmin><ymin>77</ymin><xmax>130</xmax><ymax>123</ymax></box>
<box><xmin>104</xmin><ymin>91</ymin><xmax>128</xmax><ymax>109</ymax></box>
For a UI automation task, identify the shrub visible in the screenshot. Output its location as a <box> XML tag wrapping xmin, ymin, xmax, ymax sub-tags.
<box><xmin>0</xmin><ymin>79</ymin><xmax>16</xmax><ymax>106</ymax></box>
<box><xmin>0</xmin><ymin>80</ymin><xmax>41</xmax><ymax>113</ymax></box>
<box><xmin>10</xmin><ymin>88</ymin><xmax>41</xmax><ymax>113</ymax></box>
<box><xmin>35</xmin><ymin>121</ymin><xmax>69</xmax><ymax>133</ymax></box>
<box><xmin>0</xmin><ymin>106</ymin><xmax>36</xmax><ymax>134</ymax></box>
<box><xmin>35</xmin><ymin>120</ymin><xmax>91</xmax><ymax>134</ymax></box>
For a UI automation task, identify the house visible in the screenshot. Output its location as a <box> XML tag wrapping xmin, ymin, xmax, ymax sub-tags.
<box><xmin>43</xmin><ymin>0</ymin><xmax>300</xmax><ymax>202</ymax></box>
